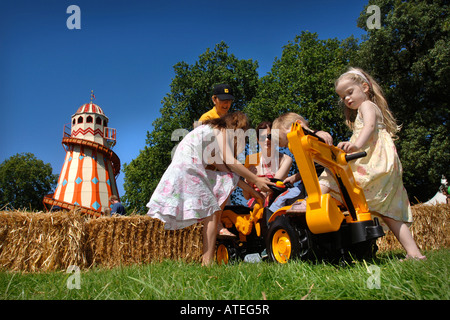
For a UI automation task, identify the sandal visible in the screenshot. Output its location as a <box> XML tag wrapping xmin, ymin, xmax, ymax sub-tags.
<box><xmin>218</xmin><ymin>228</ymin><xmax>237</xmax><ymax>239</ymax></box>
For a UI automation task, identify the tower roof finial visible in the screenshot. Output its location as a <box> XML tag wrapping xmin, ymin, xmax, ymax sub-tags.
<box><xmin>90</xmin><ymin>90</ymin><xmax>95</xmax><ymax>103</ymax></box>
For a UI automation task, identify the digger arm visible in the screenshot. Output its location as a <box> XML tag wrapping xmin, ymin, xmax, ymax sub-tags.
<box><xmin>287</xmin><ymin>122</ymin><xmax>371</xmax><ymax>234</ymax></box>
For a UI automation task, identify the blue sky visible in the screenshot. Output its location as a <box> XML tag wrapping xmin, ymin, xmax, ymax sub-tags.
<box><xmin>0</xmin><ymin>0</ymin><xmax>368</xmax><ymax>198</ymax></box>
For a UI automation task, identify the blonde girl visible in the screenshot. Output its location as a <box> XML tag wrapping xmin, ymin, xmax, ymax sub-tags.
<box><xmin>319</xmin><ymin>67</ymin><xmax>425</xmax><ymax>260</ymax></box>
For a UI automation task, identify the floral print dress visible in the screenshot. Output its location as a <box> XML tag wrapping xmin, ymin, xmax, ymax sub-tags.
<box><xmin>146</xmin><ymin>125</ymin><xmax>239</xmax><ymax>230</ymax></box>
<box><xmin>319</xmin><ymin>102</ymin><xmax>412</xmax><ymax>225</ymax></box>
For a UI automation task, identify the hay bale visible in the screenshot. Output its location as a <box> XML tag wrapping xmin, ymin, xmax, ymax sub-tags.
<box><xmin>1</xmin><ymin>203</ymin><xmax>446</xmax><ymax>271</ymax></box>
<box><xmin>84</xmin><ymin>215</ymin><xmax>203</xmax><ymax>268</ymax></box>
<box><xmin>377</xmin><ymin>203</ymin><xmax>449</xmax><ymax>252</ymax></box>
<box><xmin>0</xmin><ymin>210</ymin><xmax>88</xmax><ymax>272</ymax></box>
<box><xmin>0</xmin><ymin>210</ymin><xmax>204</xmax><ymax>271</ymax></box>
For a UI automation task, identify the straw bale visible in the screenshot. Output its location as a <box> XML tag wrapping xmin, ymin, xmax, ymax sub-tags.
<box><xmin>377</xmin><ymin>203</ymin><xmax>449</xmax><ymax>252</ymax></box>
<box><xmin>1</xmin><ymin>204</ymin><xmax>447</xmax><ymax>272</ymax></box>
<box><xmin>0</xmin><ymin>210</ymin><xmax>88</xmax><ymax>272</ymax></box>
<box><xmin>84</xmin><ymin>215</ymin><xmax>203</xmax><ymax>268</ymax></box>
<box><xmin>0</xmin><ymin>210</ymin><xmax>203</xmax><ymax>271</ymax></box>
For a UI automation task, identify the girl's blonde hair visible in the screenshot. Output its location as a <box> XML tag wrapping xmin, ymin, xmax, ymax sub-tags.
<box><xmin>272</xmin><ymin>112</ymin><xmax>308</xmax><ymax>130</ymax></box>
<box><xmin>336</xmin><ymin>67</ymin><xmax>401</xmax><ymax>139</ymax></box>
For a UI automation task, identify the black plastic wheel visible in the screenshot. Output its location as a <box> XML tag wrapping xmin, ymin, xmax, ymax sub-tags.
<box><xmin>266</xmin><ymin>215</ymin><xmax>311</xmax><ymax>263</ymax></box>
<box><xmin>216</xmin><ymin>241</ymin><xmax>239</xmax><ymax>265</ymax></box>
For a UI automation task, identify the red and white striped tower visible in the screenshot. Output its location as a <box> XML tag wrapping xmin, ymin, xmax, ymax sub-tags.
<box><xmin>44</xmin><ymin>91</ymin><xmax>120</xmax><ymax>216</ymax></box>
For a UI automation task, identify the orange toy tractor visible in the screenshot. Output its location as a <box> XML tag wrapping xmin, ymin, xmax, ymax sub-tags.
<box><xmin>216</xmin><ymin>122</ymin><xmax>385</xmax><ymax>264</ymax></box>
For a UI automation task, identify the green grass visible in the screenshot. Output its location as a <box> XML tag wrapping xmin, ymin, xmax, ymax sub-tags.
<box><xmin>1</xmin><ymin>249</ymin><xmax>448</xmax><ymax>300</ymax></box>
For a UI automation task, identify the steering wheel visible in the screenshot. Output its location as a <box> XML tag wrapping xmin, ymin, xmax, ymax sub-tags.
<box><xmin>268</xmin><ymin>178</ymin><xmax>294</xmax><ymax>193</ymax></box>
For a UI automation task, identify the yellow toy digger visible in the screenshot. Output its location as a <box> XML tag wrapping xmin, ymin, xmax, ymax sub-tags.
<box><xmin>217</xmin><ymin>122</ymin><xmax>385</xmax><ymax>264</ymax></box>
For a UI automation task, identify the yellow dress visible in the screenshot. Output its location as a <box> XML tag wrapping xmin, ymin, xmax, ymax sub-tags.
<box><xmin>319</xmin><ymin>102</ymin><xmax>412</xmax><ymax>224</ymax></box>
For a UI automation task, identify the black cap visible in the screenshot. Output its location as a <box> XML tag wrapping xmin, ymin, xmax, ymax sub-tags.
<box><xmin>213</xmin><ymin>84</ymin><xmax>234</xmax><ymax>100</ymax></box>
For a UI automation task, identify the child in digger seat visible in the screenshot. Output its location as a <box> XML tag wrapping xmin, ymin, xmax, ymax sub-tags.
<box><xmin>247</xmin><ymin>113</ymin><xmax>332</xmax><ymax>259</ymax></box>
<box><xmin>269</xmin><ymin>112</ymin><xmax>333</xmax><ymax>214</ymax></box>
<box><xmin>318</xmin><ymin>67</ymin><xmax>425</xmax><ymax>261</ymax></box>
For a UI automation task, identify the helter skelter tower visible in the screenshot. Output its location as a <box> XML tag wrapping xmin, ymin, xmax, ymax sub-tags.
<box><xmin>44</xmin><ymin>91</ymin><xmax>120</xmax><ymax>216</ymax></box>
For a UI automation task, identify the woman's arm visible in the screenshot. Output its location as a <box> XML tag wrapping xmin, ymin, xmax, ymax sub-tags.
<box><xmin>274</xmin><ymin>154</ymin><xmax>293</xmax><ymax>180</ymax></box>
<box><xmin>238</xmin><ymin>179</ymin><xmax>265</xmax><ymax>203</ymax></box>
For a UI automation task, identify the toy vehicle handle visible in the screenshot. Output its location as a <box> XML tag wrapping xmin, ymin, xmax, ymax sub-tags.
<box><xmin>345</xmin><ymin>151</ymin><xmax>367</xmax><ymax>162</ymax></box>
<box><xmin>302</xmin><ymin>128</ymin><xmax>325</xmax><ymax>143</ymax></box>
<box><xmin>268</xmin><ymin>178</ymin><xmax>294</xmax><ymax>190</ymax></box>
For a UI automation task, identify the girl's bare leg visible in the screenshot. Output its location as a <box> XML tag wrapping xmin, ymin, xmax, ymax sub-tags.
<box><xmin>321</xmin><ymin>183</ymin><xmax>424</xmax><ymax>259</ymax></box>
<box><xmin>202</xmin><ymin>211</ymin><xmax>221</xmax><ymax>266</ymax></box>
<box><xmin>382</xmin><ymin>216</ymin><xmax>425</xmax><ymax>259</ymax></box>
<box><xmin>207</xmin><ymin>163</ymin><xmax>236</xmax><ymax>237</ymax></box>
<box><xmin>202</xmin><ymin>194</ymin><xmax>232</xmax><ymax>266</ymax></box>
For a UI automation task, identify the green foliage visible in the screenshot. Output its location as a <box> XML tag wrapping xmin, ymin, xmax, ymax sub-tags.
<box><xmin>243</xmin><ymin>31</ymin><xmax>360</xmax><ymax>178</ymax></box>
<box><xmin>0</xmin><ymin>153</ymin><xmax>58</xmax><ymax>210</ymax></box>
<box><xmin>122</xmin><ymin>42</ymin><xmax>259</xmax><ymax>212</ymax></box>
<box><xmin>245</xmin><ymin>32</ymin><xmax>359</xmax><ymax>142</ymax></box>
<box><xmin>355</xmin><ymin>0</ymin><xmax>450</xmax><ymax>201</ymax></box>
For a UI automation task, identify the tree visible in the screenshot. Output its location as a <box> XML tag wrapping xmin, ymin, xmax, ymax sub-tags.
<box><xmin>243</xmin><ymin>31</ymin><xmax>359</xmax><ymax>178</ymax></box>
<box><xmin>244</xmin><ymin>31</ymin><xmax>359</xmax><ymax>142</ymax></box>
<box><xmin>122</xmin><ymin>42</ymin><xmax>259</xmax><ymax>212</ymax></box>
<box><xmin>355</xmin><ymin>0</ymin><xmax>450</xmax><ymax>201</ymax></box>
<box><xmin>0</xmin><ymin>153</ymin><xmax>58</xmax><ymax>210</ymax></box>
